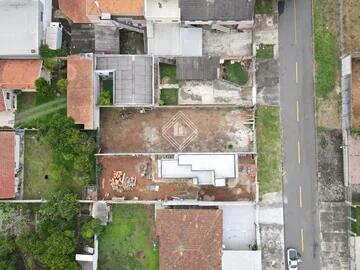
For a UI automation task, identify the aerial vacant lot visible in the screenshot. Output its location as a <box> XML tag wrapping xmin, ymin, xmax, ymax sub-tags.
<box><xmin>98</xmin><ymin>205</ymin><xmax>159</xmax><ymax>270</ymax></box>
<box><xmin>98</xmin><ymin>154</ymin><xmax>256</xmax><ymax>201</ymax></box>
<box><xmin>100</xmin><ymin>107</ymin><xmax>254</xmax><ymax>153</ymax></box>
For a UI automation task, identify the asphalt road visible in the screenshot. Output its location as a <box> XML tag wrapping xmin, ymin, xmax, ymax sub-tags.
<box><xmin>279</xmin><ymin>0</ymin><xmax>321</xmax><ymax>269</ymax></box>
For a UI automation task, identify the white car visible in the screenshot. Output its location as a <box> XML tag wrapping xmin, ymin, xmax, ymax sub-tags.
<box><xmin>287</xmin><ymin>248</ymin><xmax>302</xmax><ymax>269</ymax></box>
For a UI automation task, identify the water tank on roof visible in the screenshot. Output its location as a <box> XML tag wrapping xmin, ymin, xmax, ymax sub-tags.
<box><xmin>46</xmin><ymin>22</ymin><xmax>63</xmax><ymax>50</ymax></box>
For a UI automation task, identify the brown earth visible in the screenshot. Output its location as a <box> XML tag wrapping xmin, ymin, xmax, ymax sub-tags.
<box><xmin>99</xmin><ymin>107</ymin><xmax>255</xmax><ymax>153</ymax></box>
<box><xmin>352</xmin><ymin>58</ymin><xmax>360</xmax><ymax>128</ymax></box>
<box><xmin>344</xmin><ymin>0</ymin><xmax>360</xmax><ymax>53</ymax></box>
<box><xmin>317</xmin><ymin>89</ymin><xmax>341</xmax><ymax>129</ymax></box>
<box><xmin>98</xmin><ymin>154</ymin><xmax>256</xmax><ymax>201</ymax></box>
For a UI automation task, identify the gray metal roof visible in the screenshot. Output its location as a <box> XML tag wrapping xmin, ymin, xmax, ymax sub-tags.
<box><xmin>71</xmin><ymin>24</ymin><xmax>95</xmax><ymax>54</ymax></box>
<box><xmin>179</xmin><ymin>0</ymin><xmax>255</xmax><ymax>21</ymax></box>
<box><xmin>0</xmin><ymin>0</ymin><xmax>42</xmax><ymax>57</ymax></box>
<box><xmin>96</xmin><ymin>55</ymin><xmax>153</xmax><ymax>105</ymax></box>
<box><xmin>176</xmin><ymin>56</ymin><xmax>220</xmax><ymax>80</ymax></box>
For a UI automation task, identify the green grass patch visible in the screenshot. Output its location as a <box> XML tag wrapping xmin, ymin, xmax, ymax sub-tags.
<box><xmin>160</xmin><ymin>88</ymin><xmax>178</xmax><ymax>105</ymax></box>
<box><xmin>256</xmin><ymin>44</ymin><xmax>274</xmax><ymax>59</ymax></box>
<box><xmin>256</xmin><ymin>105</ymin><xmax>282</xmax><ymax>199</ymax></box>
<box><xmin>255</xmin><ymin>0</ymin><xmax>273</xmax><ymax>14</ymax></box>
<box><xmin>314</xmin><ymin>0</ymin><xmax>338</xmax><ymax>98</ymax></box>
<box><xmin>352</xmin><ymin>205</ymin><xmax>360</xmax><ymax>235</ymax></box>
<box><xmin>23</xmin><ymin>131</ymin><xmax>90</xmax><ymax>199</ymax></box>
<box><xmin>16</xmin><ymin>92</ymin><xmax>36</xmax><ymax>113</ymax></box>
<box><xmin>223</xmin><ymin>61</ymin><xmax>249</xmax><ymax>86</ymax></box>
<box><xmin>99</xmin><ymin>205</ymin><xmax>159</xmax><ymax>270</ymax></box>
<box><xmin>160</xmin><ymin>64</ymin><xmax>177</xmax><ymax>84</ymax></box>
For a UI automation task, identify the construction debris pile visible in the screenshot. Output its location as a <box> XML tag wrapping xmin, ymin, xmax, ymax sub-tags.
<box><xmin>110</xmin><ymin>170</ymin><xmax>137</xmax><ymax>192</ymax></box>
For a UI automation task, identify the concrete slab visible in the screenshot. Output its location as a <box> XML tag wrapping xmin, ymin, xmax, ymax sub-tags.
<box><xmin>179</xmin><ymin>80</ymin><xmax>252</xmax><ymax>106</ymax></box>
<box><xmin>256</xmin><ymin>59</ymin><xmax>280</xmax><ymax>106</ymax></box>
<box><xmin>203</xmin><ymin>29</ymin><xmax>252</xmax><ymax>57</ymax></box>
<box><xmin>220</xmin><ymin>204</ymin><xmax>256</xmax><ymax>250</ymax></box>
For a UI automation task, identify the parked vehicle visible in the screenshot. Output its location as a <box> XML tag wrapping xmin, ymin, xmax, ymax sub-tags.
<box><xmin>287</xmin><ymin>248</ymin><xmax>302</xmax><ymax>269</ymax></box>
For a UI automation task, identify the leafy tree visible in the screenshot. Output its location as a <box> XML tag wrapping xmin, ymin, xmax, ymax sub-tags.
<box><xmin>35</xmin><ymin>78</ymin><xmax>56</xmax><ymax>104</ymax></box>
<box><xmin>43</xmin><ymin>58</ymin><xmax>59</xmax><ymax>72</ymax></box>
<box><xmin>38</xmin><ymin>113</ymin><xmax>96</xmax><ymax>183</ymax></box>
<box><xmin>0</xmin><ymin>235</ymin><xmax>17</xmax><ymax>270</ymax></box>
<box><xmin>81</xmin><ymin>218</ymin><xmax>103</xmax><ymax>240</ymax></box>
<box><xmin>16</xmin><ymin>192</ymin><xmax>80</xmax><ymax>270</ymax></box>
<box><xmin>39</xmin><ymin>192</ymin><xmax>79</xmax><ymax>224</ymax></box>
<box><xmin>39</xmin><ymin>44</ymin><xmax>68</xmax><ymax>58</ymax></box>
<box><xmin>98</xmin><ymin>90</ymin><xmax>111</xmax><ymax>105</ymax></box>
<box><xmin>56</xmin><ymin>78</ymin><xmax>68</xmax><ymax>94</ymax></box>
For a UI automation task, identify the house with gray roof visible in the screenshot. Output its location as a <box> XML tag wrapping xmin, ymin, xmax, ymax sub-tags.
<box><xmin>0</xmin><ymin>0</ymin><xmax>51</xmax><ymax>58</ymax></box>
<box><xmin>179</xmin><ymin>0</ymin><xmax>255</xmax><ymax>26</ymax></box>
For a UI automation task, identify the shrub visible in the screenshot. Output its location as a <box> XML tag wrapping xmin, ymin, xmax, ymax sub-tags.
<box><xmin>43</xmin><ymin>58</ymin><xmax>59</xmax><ymax>72</ymax></box>
<box><xmin>57</xmin><ymin>79</ymin><xmax>68</xmax><ymax>94</ymax></box>
<box><xmin>35</xmin><ymin>78</ymin><xmax>56</xmax><ymax>104</ymax></box>
<box><xmin>98</xmin><ymin>90</ymin><xmax>112</xmax><ymax>105</ymax></box>
<box><xmin>39</xmin><ymin>44</ymin><xmax>68</xmax><ymax>58</ymax></box>
<box><xmin>81</xmin><ymin>218</ymin><xmax>103</xmax><ymax>240</ymax></box>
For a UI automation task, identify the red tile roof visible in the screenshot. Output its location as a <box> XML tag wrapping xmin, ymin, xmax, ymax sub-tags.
<box><xmin>0</xmin><ymin>131</ymin><xmax>15</xmax><ymax>199</ymax></box>
<box><xmin>0</xmin><ymin>60</ymin><xmax>42</xmax><ymax>90</ymax></box>
<box><xmin>59</xmin><ymin>0</ymin><xmax>144</xmax><ymax>23</ymax></box>
<box><xmin>0</xmin><ymin>90</ymin><xmax>5</xmax><ymax>112</ymax></box>
<box><xmin>67</xmin><ymin>54</ymin><xmax>94</xmax><ymax>129</ymax></box>
<box><xmin>156</xmin><ymin>209</ymin><xmax>223</xmax><ymax>270</ymax></box>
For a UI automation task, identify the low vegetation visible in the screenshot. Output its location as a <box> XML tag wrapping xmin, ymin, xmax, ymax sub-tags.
<box><xmin>160</xmin><ymin>63</ymin><xmax>177</xmax><ymax>84</ymax></box>
<box><xmin>160</xmin><ymin>88</ymin><xmax>178</xmax><ymax>105</ymax></box>
<box><xmin>352</xmin><ymin>205</ymin><xmax>360</xmax><ymax>235</ymax></box>
<box><xmin>99</xmin><ymin>205</ymin><xmax>159</xmax><ymax>270</ymax></box>
<box><xmin>256</xmin><ymin>105</ymin><xmax>282</xmax><ymax>198</ymax></box>
<box><xmin>313</xmin><ymin>0</ymin><xmax>338</xmax><ymax>98</ymax></box>
<box><xmin>23</xmin><ymin>113</ymin><xmax>96</xmax><ymax>199</ymax></box>
<box><xmin>223</xmin><ymin>61</ymin><xmax>249</xmax><ymax>86</ymax></box>
<box><xmin>256</xmin><ymin>44</ymin><xmax>274</xmax><ymax>59</ymax></box>
<box><xmin>39</xmin><ymin>44</ymin><xmax>68</xmax><ymax>58</ymax></box>
<box><xmin>255</xmin><ymin>0</ymin><xmax>273</xmax><ymax>14</ymax></box>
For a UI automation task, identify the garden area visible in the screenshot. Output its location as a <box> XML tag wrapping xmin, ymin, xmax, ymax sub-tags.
<box><xmin>98</xmin><ymin>79</ymin><xmax>114</xmax><ymax>105</ymax></box>
<box><xmin>223</xmin><ymin>61</ymin><xmax>249</xmax><ymax>86</ymax></box>
<box><xmin>22</xmin><ymin>114</ymin><xmax>96</xmax><ymax>199</ymax></box>
<box><xmin>98</xmin><ymin>205</ymin><xmax>159</xmax><ymax>270</ymax></box>
<box><xmin>159</xmin><ymin>63</ymin><xmax>177</xmax><ymax>84</ymax></box>
<box><xmin>256</xmin><ymin>44</ymin><xmax>274</xmax><ymax>59</ymax></box>
<box><xmin>256</xmin><ymin>105</ymin><xmax>282</xmax><ymax>198</ymax></box>
<box><xmin>160</xmin><ymin>88</ymin><xmax>178</xmax><ymax>105</ymax></box>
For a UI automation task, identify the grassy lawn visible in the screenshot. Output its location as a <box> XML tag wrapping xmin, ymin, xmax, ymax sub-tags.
<box><xmin>256</xmin><ymin>105</ymin><xmax>282</xmax><ymax>199</ymax></box>
<box><xmin>98</xmin><ymin>205</ymin><xmax>159</xmax><ymax>270</ymax></box>
<box><xmin>352</xmin><ymin>205</ymin><xmax>360</xmax><ymax>235</ymax></box>
<box><xmin>255</xmin><ymin>0</ymin><xmax>273</xmax><ymax>14</ymax></box>
<box><xmin>256</xmin><ymin>44</ymin><xmax>274</xmax><ymax>59</ymax></box>
<box><xmin>159</xmin><ymin>64</ymin><xmax>177</xmax><ymax>84</ymax></box>
<box><xmin>223</xmin><ymin>61</ymin><xmax>249</xmax><ymax>86</ymax></box>
<box><xmin>23</xmin><ymin>131</ymin><xmax>86</xmax><ymax>199</ymax></box>
<box><xmin>160</xmin><ymin>88</ymin><xmax>178</xmax><ymax>105</ymax></box>
<box><xmin>16</xmin><ymin>92</ymin><xmax>36</xmax><ymax>113</ymax></box>
<box><xmin>314</xmin><ymin>0</ymin><xmax>338</xmax><ymax>99</ymax></box>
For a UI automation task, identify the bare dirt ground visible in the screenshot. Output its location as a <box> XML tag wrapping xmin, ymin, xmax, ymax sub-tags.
<box><xmin>344</xmin><ymin>0</ymin><xmax>360</xmax><ymax>53</ymax></box>
<box><xmin>98</xmin><ymin>154</ymin><xmax>256</xmax><ymax>201</ymax></box>
<box><xmin>100</xmin><ymin>107</ymin><xmax>254</xmax><ymax>153</ymax></box>
<box><xmin>317</xmin><ymin>89</ymin><xmax>341</xmax><ymax>129</ymax></box>
<box><xmin>317</xmin><ymin>129</ymin><xmax>344</xmax><ymax>202</ymax></box>
<box><xmin>352</xmin><ymin>58</ymin><xmax>360</xmax><ymax>128</ymax></box>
